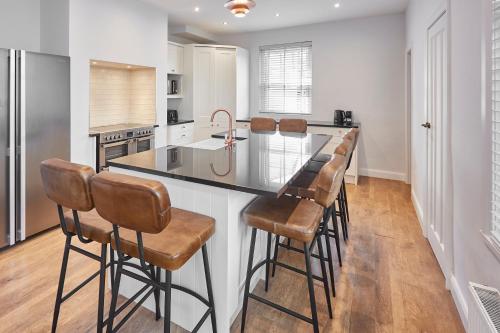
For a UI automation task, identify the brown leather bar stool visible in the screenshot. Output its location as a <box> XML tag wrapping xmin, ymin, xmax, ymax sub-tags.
<box><xmin>250</xmin><ymin>117</ymin><xmax>277</xmax><ymax>131</ymax></box>
<box><xmin>278</xmin><ymin>118</ymin><xmax>307</xmax><ymax>133</ymax></box>
<box><xmin>240</xmin><ymin>155</ymin><xmax>346</xmax><ymax>333</ymax></box>
<box><xmin>277</xmin><ymin>148</ymin><xmax>348</xmax><ymax>297</ymax></box>
<box><xmin>90</xmin><ymin>172</ymin><xmax>217</xmax><ymax>333</ymax></box>
<box><xmin>40</xmin><ymin>159</ymin><xmax>115</xmax><ymax>333</ymax></box>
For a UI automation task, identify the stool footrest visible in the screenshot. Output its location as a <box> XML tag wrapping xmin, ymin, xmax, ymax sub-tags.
<box><xmin>69</xmin><ymin>244</ymin><xmax>102</xmax><ymax>261</ymax></box>
<box><xmin>60</xmin><ymin>268</ymin><xmax>101</xmax><ymax>303</ymax></box>
<box><xmin>111</xmin><ymin>285</ymin><xmax>155</xmax><ymax>333</ymax></box>
<box><xmin>248</xmin><ymin>293</ymin><xmax>313</xmax><ymax>324</ymax></box>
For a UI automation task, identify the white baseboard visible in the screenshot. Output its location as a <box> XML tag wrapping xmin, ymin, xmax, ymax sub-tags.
<box><xmin>411</xmin><ymin>188</ymin><xmax>425</xmax><ymax>236</ymax></box>
<box><xmin>359</xmin><ymin>168</ymin><xmax>407</xmax><ymax>181</ymax></box>
<box><xmin>449</xmin><ymin>274</ymin><xmax>469</xmax><ymax>330</ymax></box>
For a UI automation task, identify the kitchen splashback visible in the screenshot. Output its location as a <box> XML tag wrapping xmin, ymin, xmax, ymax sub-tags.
<box><xmin>89</xmin><ymin>61</ymin><xmax>156</xmax><ymax>127</ymax></box>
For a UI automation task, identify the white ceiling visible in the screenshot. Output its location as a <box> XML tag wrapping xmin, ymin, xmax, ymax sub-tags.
<box><xmin>142</xmin><ymin>0</ymin><xmax>409</xmax><ymax>35</ymax></box>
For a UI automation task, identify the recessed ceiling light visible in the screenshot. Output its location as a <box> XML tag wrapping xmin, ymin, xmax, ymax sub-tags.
<box><xmin>194</xmin><ymin>6</ymin><xmax>200</xmax><ymax>12</ymax></box>
<box><xmin>92</xmin><ymin>61</ymin><xmax>97</xmax><ymax>65</ymax></box>
<box><xmin>334</xmin><ymin>3</ymin><xmax>340</xmax><ymax>8</ymax></box>
<box><xmin>223</xmin><ymin>21</ymin><xmax>228</xmax><ymax>25</ymax></box>
<box><xmin>127</xmin><ymin>65</ymin><xmax>132</xmax><ymax>69</ymax></box>
<box><xmin>275</xmin><ymin>13</ymin><xmax>280</xmax><ymax>17</ymax></box>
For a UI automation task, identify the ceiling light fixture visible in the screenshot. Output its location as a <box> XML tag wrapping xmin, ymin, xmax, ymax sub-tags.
<box><xmin>334</xmin><ymin>2</ymin><xmax>340</xmax><ymax>8</ymax></box>
<box><xmin>224</xmin><ymin>0</ymin><xmax>256</xmax><ymax>18</ymax></box>
<box><xmin>194</xmin><ymin>6</ymin><xmax>200</xmax><ymax>12</ymax></box>
<box><xmin>223</xmin><ymin>21</ymin><xmax>228</xmax><ymax>25</ymax></box>
<box><xmin>275</xmin><ymin>13</ymin><xmax>280</xmax><ymax>17</ymax></box>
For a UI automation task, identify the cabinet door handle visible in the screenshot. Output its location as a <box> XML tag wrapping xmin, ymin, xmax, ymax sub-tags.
<box><xmin>421</xmin><ymin>122</ymin><xmax>431</xmax><ymax>129</ymax></box>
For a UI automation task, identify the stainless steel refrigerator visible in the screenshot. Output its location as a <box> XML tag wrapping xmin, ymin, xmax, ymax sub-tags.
<box><xmin>0</xmin><ymin>49</ymin><xmax>70</xmax><ymax>248</ymax></box>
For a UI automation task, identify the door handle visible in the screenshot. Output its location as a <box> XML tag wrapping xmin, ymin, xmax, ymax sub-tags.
<box><xmin>421</xmin><ymin>122</ymin><xmax>431</xmax><ymax>129</ymax></box>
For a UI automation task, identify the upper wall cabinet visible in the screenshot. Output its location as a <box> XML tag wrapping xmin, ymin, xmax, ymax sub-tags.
<box><xmin>167</xmin><ymin>42</ymin><xmax>184</xmax><ymax>74</ymax></box>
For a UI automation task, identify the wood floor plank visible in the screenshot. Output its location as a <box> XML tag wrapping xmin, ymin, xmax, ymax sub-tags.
<box><xmin>0</xmin><ymin>177</ymin><xmax>464</xmax><ymax>333</ymax></box>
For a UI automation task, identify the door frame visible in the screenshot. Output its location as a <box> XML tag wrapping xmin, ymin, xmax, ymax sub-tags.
<box><xmin>405</xmin><ymin>48</ymin><xmax>412</xmax><ymax>185</ymax></box>
<box><xmin>424</xmin><ymin>0</ymin><xmax>454</xmax><ymax>285</ymax></box>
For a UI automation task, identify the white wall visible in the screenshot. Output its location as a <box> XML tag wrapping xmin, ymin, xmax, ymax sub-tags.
<box><xmin>0</xmin><ymin>0</ymin><xmax>40</xmax><ymax>51</ymax></box>
<box><xmin>69</xmin><ymin>0</ymin><xmax>168</xmax><ymax>166</ymax></box>
<box><xmin>218</xmin><ymin>14</ymin><xmax>407</xmax><ymax>181</ymax></box>
<box><xmin>40</xmin><ymin>0</ymin><xmax>69</xmax><ymax>56</ymax></box>
<box><xmin>407</xmin><ymin>0</ymin><xmax>500</xmax><ymax>327</ymax></box>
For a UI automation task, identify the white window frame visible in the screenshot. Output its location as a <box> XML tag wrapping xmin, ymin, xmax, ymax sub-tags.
<box><xmin>485</xmin><ymin>0</ymin><xmax>500</xmax><ymax>260</ymax></box>
<box><xmin>258</xmin><ymin>41</ymin><xmax>313</xmax><ymax>115</ymax></box>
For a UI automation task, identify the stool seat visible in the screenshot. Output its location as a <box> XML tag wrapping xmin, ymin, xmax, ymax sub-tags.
<box><xmin>64</xmin><ymin>209</ymin><xmax>113</xmax><ymax>244</ymax></box>
<box><xmin>243</xmin><ymin>196</ymin><xmax>323</xmax><ymax>243</ymax></box>
<box><xmin>112</xmin><ymin>208</ymin><xmax>215</xmax><ymax>271</ymax></box>
<box><xmin>312</xmin><ymin>153</ymin><xmax>331</xmax><ymax>163</ymax></box>
<box><xmin>286</xmin><ymin>171</ymin><xmax>318</xmax><ymax>199</ymax></box>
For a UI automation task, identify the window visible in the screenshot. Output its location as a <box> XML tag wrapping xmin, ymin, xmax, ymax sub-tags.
<box><xmin>259</xmin><ymin>41</ymin><xmax>312</xmax><ymax>114</ymax></box>
<box><xmin>492</xmin><ymin>0</ymin><xmax>500</xmax><ymax>244</ymax></box>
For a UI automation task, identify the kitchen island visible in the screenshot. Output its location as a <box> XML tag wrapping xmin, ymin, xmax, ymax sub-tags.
<box><xmin>107</xmin><ymin>130</ymin><xmax>331</xmax><ymax>333</ymax></box>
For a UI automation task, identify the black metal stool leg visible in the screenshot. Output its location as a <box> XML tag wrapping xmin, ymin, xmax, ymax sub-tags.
<box><xmin>241</xmin><ymin>228</ymin><xmax>257</xmax><ymax>333</ymax></box>
<box><xmin>316</xmin><ymin>237</ymin><xmax>333</xmax><ymax>318</ymax></box>
<box><xmin>265</xmin><ymin>232</ymin><xmax>271</xmax><ymax>292</ymax></box>
<box><xmin>151</xmin><ymin>266</ymin><xmax>161</xmax><ymax>321</ymax></box>
<box><xmin>164</xmin><ymin>270</ymin><xmax>172</xmax><ymax>333</ymax></box>
<box><xmin>271</xmin><ymin>235</ymin><xmax>280</xmax><ymax>277</ymax></box>
<box><xmin>52</xmin><ymin>235</ymin><xmax>72</xmax><ymax>333</ymax></box>
<box><xmin>106</xmin><ymin>261</ymin><xmax>122</xmax><ymax>333</ymax></box>
<box><xmin>331</xmin><ymin>206</ymin><xmax>342</xmax><ymax>267</ymax></box>
<box><xmin>109</xmin><ymin>247</ymin><xmax>115</xmax><ymax>291</ymax></box>
<box><xmin>202</xmin><ymin>245</ymin><xmax>217</xmax><ymax>333</ymax></box>
<box><xmin>342</xmin><ymin>179</ymin><xmax>350</xmax><ymax>223</ymax></box>
<box><xmin>304</xmin><ymin>243</ymin><xmax>319</xmax><ymax>333</ymax></box>
<box><xmin>96</xmin><ymin>243</ymin><xmax>107</xmax><ymax>333</ymax></box>
<box><xmin>323</xmin><ymin>230</ymin><xmax>337</xmax><ymax>297</ymax></box>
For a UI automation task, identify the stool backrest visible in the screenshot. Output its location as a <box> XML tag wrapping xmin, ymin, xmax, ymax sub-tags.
<box><xmin>278</xmin><ymin>119</ymin><xmax>307</xmax><ymax>133</ymax></box>
<box><xmin>40</xmin><ymin>158</ymin><xmax>95</xmax><ymax>212</ymax></box>
<box><xmin>250</xmin><ymin>117</ymin><xmax>277</xmax><ymax>132</ymax></box>
<box><xmin>91</xmin><ymin>172</ymin><xmax>171</xmax><ymax>234</ymax></box>
<box><xmin>343</xmin><ymin>128</ymin><xmax>359</xmax><ymax>169</ymax></box>
<box><xmin>314</xmin><ymin>155</ymin><xmax>346</xmax><ymax>208</ymax></box>
<box><xmin>334</xmin><ymin>139</ymin><xmax>352</xmax><ymax>157</ymax></box>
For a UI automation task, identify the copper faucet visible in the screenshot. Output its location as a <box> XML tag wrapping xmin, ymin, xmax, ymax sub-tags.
<box><xmin>211</xmin><ymin>109</ymin><xmax>235</xmax><ymax>147</ymax></box>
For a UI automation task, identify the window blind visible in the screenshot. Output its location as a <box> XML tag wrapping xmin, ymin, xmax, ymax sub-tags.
<box><xmin>492</xmin><ymin>0</ymin><xmax>500</xmax><ymax>242</ymax></box>
<box><xmin>259</xmin><ymin>41</ymin><xmax>312</xmax><ymax>114</ymax></box>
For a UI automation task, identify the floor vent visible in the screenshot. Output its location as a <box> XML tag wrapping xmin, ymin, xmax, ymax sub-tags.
<box><xmin>469</xmin><ymin>283</ymin><xmax>500</xmax><ymax>333</ymax></box>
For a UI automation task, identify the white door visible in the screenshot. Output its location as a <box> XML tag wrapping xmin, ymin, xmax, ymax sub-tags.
<box><xmin>214</xmin><ymin>48</ymin><xmax>236</xmax><ymax>127</ymax></box>
<box><xmin>425</xmin><ymin>11</ymin><xmax>453</xmax><ymax>281</ymax></box>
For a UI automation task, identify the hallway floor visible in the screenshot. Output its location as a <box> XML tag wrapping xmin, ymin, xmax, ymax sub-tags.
<box><xmin>0</xmin><ymin>177</ymin><xmax>464</xmax><ymax>332</ymax></box>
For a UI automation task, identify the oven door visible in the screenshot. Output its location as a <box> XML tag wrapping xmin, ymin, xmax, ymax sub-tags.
<box><xmin>133</xmin><ymin>135</ymin><xmax>155</xmax><ymax>154</ymax></box>
<box><xmin>99</xmin><ymin>139</ymin><xmax>133</xmax><ymax>171</ymax></box>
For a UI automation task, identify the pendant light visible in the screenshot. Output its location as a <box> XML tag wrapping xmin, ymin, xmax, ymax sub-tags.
<box><xmin>224</xmin><ymin>0</ymin><xmax>256</xmax><ymax>18</ymax></box>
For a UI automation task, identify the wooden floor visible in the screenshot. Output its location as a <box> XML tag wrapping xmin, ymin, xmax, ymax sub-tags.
<box><xmin>0</xmin><ymin>177</ymin><xmax>464</xmax><ymax>333</ymax></box>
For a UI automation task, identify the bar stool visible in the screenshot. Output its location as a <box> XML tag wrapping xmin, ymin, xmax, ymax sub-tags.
<box><xmin>240</xmin><ymin>155</ymin><xmax>346</xmax><ymax>333</ymax></box>
<box><xmin>90</xmin><ymin>172</ymin><xmax>217</xmax><ymax>333</ymax></box>
<box><xmin>278</xmin><ymin>118</ymin><xmax>307</xmax><ymax>133</ymax></box>
<box><xmin>250</xmin><ymin>117</ymin><xmax>277</xmax><ymax>131</ymax></box>
<box><xmin>40</xmin><ymin>159</ymin><xmax>115</xmax><ymax>333</ymax></box>
<box><xmin>277</xmin><ymin>149</ymin><xmax>348</xmax><ymax>296</ymax></box>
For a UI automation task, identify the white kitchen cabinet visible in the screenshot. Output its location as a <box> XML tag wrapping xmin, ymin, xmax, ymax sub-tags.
<box><xmin>182</xmin><ymin>44</ymin><xmax>249</xmax><ymax>141</ymax></box>
<box><xmin>167</xmin><ymin>122</ymin><xmax>194</xmax><ymax>146</ymax></box>
<box><xmin>168</xmin><ymin>42</ymin><xmax>184</xmax><ymax>75</ymax></box>
<box><xmin>235</xmin><ymin>121</ymin><xmax>250</xmax><ymax>130</ymax></box>
<box><xmin>307</xmin><ymin>125</ymin><xmax>359</xmax><ymax>185</ymax></box>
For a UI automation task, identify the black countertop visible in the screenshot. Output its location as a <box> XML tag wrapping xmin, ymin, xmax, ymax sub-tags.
<box><xmin>108</xmin><ymin>130</ymin><xmax>332</xmax><ymax>197</ymax></box>
<box><xmin>236</xmin><ymin>118</ymin><xmax>359</xmax><ymax>129</ymax></box>
<box><xmin>89</xmin><ymin>123</ymin><xmax>159</xmax><ymax>137</ymax></box>
<box><xmin>167</xmin><ymin>120</ymin><xmax>194</xmax><ymax>126</ymax></box>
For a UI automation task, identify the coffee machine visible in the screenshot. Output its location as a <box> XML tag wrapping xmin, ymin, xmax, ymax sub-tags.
<box><xmin>345</xmin><ymin>111</ymin><xmax>353</xmax><ymax>126</ymax></box>
<box><xmin>334</xmin><ymin>110</ymin><xmax>346</xmax><ymax>125</ymax></box>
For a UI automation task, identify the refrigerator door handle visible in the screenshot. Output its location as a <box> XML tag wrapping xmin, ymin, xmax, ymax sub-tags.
<box><xmin>8</xmin><ymin>50</ymin><xmax>15</xmax><ymax>245</ymax></box>
<box><xmin>17</xmin><ymin>50</ymin><xmax>26</xmax><ymax>242</ymax></box>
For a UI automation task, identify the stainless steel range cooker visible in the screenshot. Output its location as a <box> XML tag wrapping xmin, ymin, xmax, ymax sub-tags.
<box><xmin>90</xmin><ymin>123</ymin><xmax>156</xmax><ymax>171</ymax></box>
